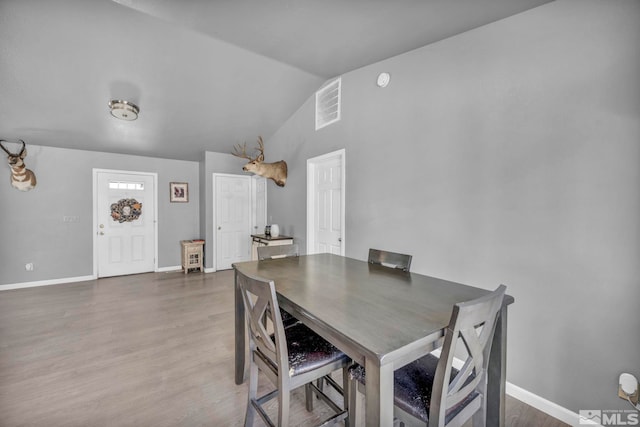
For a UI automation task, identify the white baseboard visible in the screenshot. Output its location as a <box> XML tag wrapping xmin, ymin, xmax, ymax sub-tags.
<box><xmin>0</xmin><ymin>275</ymin><xmax>96</xmax><ymax>291</ymax></box>
<box><xmin>158</xmin><ymin>266</ymin><xmax>215</xmax><ymax>273</ymax></box>
<box><xmin>0</xmin><ymin>266</ymin><xmax>214</xmax><ymax>290</ymax></box>
<box><xmin>506</xmin><ymin>382</ymin><xmax>583</xmax><ymax>426</ymax></box>
<box><xmin>157</xmin><ymin>265</ymin><xmax>182</xmax><ymax>273</ymax></box>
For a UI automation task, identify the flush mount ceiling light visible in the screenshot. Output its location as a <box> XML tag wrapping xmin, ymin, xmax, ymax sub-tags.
<box><xmin>108</xmin><ymin>99</ymin><xmax>139</xmax><ymax>121</ymax></box>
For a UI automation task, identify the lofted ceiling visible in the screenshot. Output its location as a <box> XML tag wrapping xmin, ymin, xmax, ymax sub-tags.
<box><xmin>0</xmin><ymin>0</ymin><xmax>553</xmax><ymax>161</ymax></box>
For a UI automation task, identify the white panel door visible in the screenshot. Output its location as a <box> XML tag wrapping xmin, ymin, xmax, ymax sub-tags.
<box><xmin>307</xmin><ymin>150</ymin><xmax>345</xmax><ymax>255</ymax></box>
<box><xmin>96</xmin><ymin>171</ymin><xmax>156</xmax><ymax>278</ymax></box>
<box><xmin>215</xmin><ymin>174</ymin><xmax>252</xmax><ymax>270</ymax></box>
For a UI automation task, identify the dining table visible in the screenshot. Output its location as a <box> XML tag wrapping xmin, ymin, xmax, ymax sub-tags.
<box><xmin>233</xmin><ymin>253</ymin><xmax>514</xmax><ymax>426</ymax></box>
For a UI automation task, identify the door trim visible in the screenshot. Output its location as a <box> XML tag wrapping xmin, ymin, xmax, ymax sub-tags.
<box><xmin>306</xmin><ymin>149</ymin><xmax>346</xmax><ymax>255</ymax></box>
<box><xmin>251</xmin><ymin>175</ymin><xmax>268</xmax><ymax>237</ymax></box>
<box><xmin>92</xmin><ymin>168</ymin><xmax>158</xmax><ymax>278</ymax></box>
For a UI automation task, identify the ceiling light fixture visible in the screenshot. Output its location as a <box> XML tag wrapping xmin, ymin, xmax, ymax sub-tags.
<box><xmin>108</xmin><ymin>99</ymin><xmax>139</xmax><ymax>121</ymax></box>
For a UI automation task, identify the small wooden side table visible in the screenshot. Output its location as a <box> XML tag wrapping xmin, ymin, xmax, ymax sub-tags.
<box><xmin>181</xmin><ymin>240</ymin><xmax>204</xmax><ymax>274</ymax></box>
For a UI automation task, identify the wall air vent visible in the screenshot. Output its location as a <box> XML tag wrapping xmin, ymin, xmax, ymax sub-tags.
<box><xmin>315</xmin><ymin>77</ymin><xmax>341</xmax><ymax>130</ymax></box>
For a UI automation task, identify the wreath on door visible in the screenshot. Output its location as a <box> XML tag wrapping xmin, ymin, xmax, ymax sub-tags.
<box><xmin>110</xmin><ymin>198</ymin><xmax>142</xmax><ymax>223</ymax></box>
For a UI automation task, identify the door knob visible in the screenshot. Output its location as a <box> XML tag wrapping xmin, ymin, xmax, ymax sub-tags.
<box><xmin>99</xmin><ymin>232</ymin><xmax>104</xmax><ymax>235</ymax></box>
<box><xmin>218</xmin><ymin>226</ymin><xmax>221</xmax><ymax>230</ymax></box>
<box><xmin>338</xmin><ymin>237</ymin><xmax>342</xmax><ymax>242</ymax></box>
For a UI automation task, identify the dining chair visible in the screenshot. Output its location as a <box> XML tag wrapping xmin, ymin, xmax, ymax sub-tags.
<box><xmin>368</xmin><ymin>248</ymin><xmax>413</xmax><ymax>272</ymax></box>
<box><xmin>236</xmin><ymin>269</ymin><xmax>351</xmax><ymax>427</ymax></box>
<box><xmin>257</xmin><ymin>243</ymin><xmax>299</xmax><ymax>260</ymax></box>
<box><xmin>347</xmin><ymin>285</ymin><xmax>506</xmax><ymax>427</ymax></box>
<box><xmin>257</xmin><ymin>244</ymin><xmax>300</xmax><ymax>328</ymax></box>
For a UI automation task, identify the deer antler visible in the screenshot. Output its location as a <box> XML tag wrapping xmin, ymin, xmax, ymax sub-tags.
<box><xmin>231</xmin><ymin>142</ymin><xmax>256</xmax><ymax>161</ymax></box>
<box><xmin>254</xmin><ymin>136</ymin><xmax>265</xmax><ymax>162</ymax></box>
<box><xmin>0</xmin><ymin>140</ymin><xmax>26</xmax><ymax>156</ymax></box>
<box><xmin>0</xmin><ymin>140</ymin><xmax>12</xmax><ymax>155</ymax></box>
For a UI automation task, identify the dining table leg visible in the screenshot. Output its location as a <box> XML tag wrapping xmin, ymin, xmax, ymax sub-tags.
<box><xmin>364</xmin><ymin>359</ymin><xmax>394</xmax><ymax>426</ymax></box>
<box><xmin>234</xmin><ymin>269</ymin><xmax>246</xmax><ymax>385</ymax></box>
<box><xmin>487</xmin><ymin>304</ymin><xmax>508</xmax><ymax>427</ymax></box>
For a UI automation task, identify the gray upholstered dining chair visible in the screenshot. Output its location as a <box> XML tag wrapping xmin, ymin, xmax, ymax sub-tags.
<box><xmin>257</xmin><ymin>244</ymin><xmax>300</xmax><ymax>328</ymax></box>
<box><xmin>347</xmin><ymin>285</ymin><xmax>506</xmax><ymax>427</ymax></box>
<box><xmin>368</xmin><ymin>248</ymin><xmax>413</xmax><ymax>272</ymax></box>
<box><xmin>236</xmin><ymin>269</ymin><xmax>351</xmax><ymax>427</ymax></box>
<box><xmin>257</xmin><ymin>243</ymin><xmax>299</xmax><ymax>260</ymax></box>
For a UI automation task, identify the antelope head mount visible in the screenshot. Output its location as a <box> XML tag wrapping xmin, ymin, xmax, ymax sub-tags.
<box><xmin>0</xmin><ymin>140</ymin><xmax>37</xmax><ymax>192</ymax></box>
<box><xmin>232</xmin><ymin>136</ymin><xmax>287</xmax><ymax>187</ymax></box>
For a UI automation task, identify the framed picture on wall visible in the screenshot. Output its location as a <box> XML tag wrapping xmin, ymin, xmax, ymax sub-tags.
<box><xmin>170</xmin><ymin>182</ymin><xmax>188</xmax><ymax>203</ymax></box>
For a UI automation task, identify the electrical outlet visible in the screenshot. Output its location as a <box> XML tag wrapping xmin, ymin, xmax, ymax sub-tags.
<box><xmin>618</xmin><ymin>373</ymin><xmax>639</xmax><ymax>405</ymax></box>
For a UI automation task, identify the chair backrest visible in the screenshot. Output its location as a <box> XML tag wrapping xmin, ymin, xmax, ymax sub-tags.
<box><xmin>257</xmin><ymin>244</ymin><xmax>299</xmax><ymax>260</ymax></box>
<box><xmin>428</xmin><ymin>284</ymin><xmax>506</xmax><ymax>426</ymax></box>
<box><xmin>368</xmin><ymin>248</ymin><xmax>412</xmax><ymax>272</ymax></box>
<box><xmin>235</xmin><ymin>270</ymin><xmax>288</xmax><ymax>374</ymax></box>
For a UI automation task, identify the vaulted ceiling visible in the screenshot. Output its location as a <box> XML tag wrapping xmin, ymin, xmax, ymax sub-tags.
<box><xmin>0</xmin><ymin>0</ymin><xmax>553</xmax><ymax>161</ymax></box>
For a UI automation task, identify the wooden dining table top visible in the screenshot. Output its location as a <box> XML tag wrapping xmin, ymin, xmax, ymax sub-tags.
<box><xmin>233</xmin><ymin>253</ymin><xmax>513</xmax><ymax>366</ymax></box>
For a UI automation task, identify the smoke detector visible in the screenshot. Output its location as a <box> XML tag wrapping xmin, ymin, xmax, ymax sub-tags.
<box><xmin>108</xmin><ymin>100</ymin><xmax>139</xmax><ymax>121</ymax></box>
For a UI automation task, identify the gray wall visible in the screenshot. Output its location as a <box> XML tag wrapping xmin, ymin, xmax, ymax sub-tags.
<box><xmin>267</xmin><ymin>0</ymin><xmax>640</xmax><ymax>413</ymax></box>
<box><xmin>0</xmin><ymin>145</ymin><xmax>199</xmax><ymax>286</ymax></box>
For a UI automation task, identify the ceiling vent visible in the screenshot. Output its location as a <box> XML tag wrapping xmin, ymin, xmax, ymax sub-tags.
<box><xmin>315</xmin><ymin>77</ymin><xmax>341</xmax><ymax>130</ymax></box>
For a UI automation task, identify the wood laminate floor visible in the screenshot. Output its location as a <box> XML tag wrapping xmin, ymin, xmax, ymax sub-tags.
<box><xmin>0</xmin><ymin>271</ymin><xmax>570</xmax><ymax>426</ymax></box>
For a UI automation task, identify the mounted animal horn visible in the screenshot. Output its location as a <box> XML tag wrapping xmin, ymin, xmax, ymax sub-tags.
<box><xmin>231</xmin><ymin>136</ymin><xmax>287</xmax><ymax>187</ymax></box>
<box><xmin>0</xmin><ymin>139</ymin><xmax>37</xmax><ymax>191</ymax></box>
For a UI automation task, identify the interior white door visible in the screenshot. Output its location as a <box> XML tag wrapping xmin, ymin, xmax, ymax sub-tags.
<box><xmin>307</xmin><ymin>150</ymin><xmax>345</xmax><ymax>255</ymax></box>
<box><xmin>96</xmin><ymin>171</ymin><xmax>156</xmax><ymax>278</ymax></box>
<box><xmin>215</xmin><ymin>174</ymin><xmax>252</xmax><ymax>270</ymax></box>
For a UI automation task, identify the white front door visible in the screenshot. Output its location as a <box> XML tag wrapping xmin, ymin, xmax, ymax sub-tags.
<box><xmin>307</xmin><ymin>150</ymin><xmax>345</xmax><ymax>255</ymax></box>
<box><xmin>214</xmin><ymin>174</ymin><xmax>252</xmax><ymax>270</ymax></box>
<box><xmin>95</xmin><ymin>170</ymin><xmax>157</xmax><ymax>278</ymax></box>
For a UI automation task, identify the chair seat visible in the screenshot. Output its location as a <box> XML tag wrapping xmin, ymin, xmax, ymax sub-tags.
<box><xmin>282</xmin><ymin>322</ymin><xmax>350</xmax><ymax>376</ymax></box>
<box><xmin>349</xmin><ymin>354</ymin><xmax>478</xmax><ymax>424</ymax></box>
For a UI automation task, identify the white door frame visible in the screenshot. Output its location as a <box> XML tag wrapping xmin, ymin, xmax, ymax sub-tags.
<box><xmin>251</xmin><ymin>175</ymin><xmax>268</xmax><ymax>237</ymax></box>
<box><xmin>92</xmin><ymin>168</ymin><xmax>158</xmax><ymax>278</ymax></box>
<box><xmin>306</xmin><ymin>149</ymin><xmax>346</xmax><ymax>255</ymax></box>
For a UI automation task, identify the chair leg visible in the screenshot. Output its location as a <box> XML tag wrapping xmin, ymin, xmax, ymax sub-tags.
<box><xmin>472</xmin><ymin>399</ymin><xmax>486</xmax><ymax>427</ymax></box>
<box><xmin>305</xmin><ymin>382</ymin><xmax>314</xmax><ymax>411</ymax></box>
<box><xmin>343</xmin><ymin>367</ymin><xmax>350</xmax><ymax>427</ymax></box>
<box><xmin>347</xmin><ymin>377</ymin><xmax>359</xmax><ymax>427</ymax></box>
<box><xmin>244</xmin><ymin>359</ymin><xmax>259</xmax><ymax>427</ymax></box>
<box><xmin>279</xmin><ymin>383</ymin><xmax>291</xmax><ymax>427</ymax></box>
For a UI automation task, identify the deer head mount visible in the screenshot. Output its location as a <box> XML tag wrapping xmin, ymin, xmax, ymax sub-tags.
<box><xmin>0</xmin><ymin>140</ymin><xmax>37</xmax><ymax>192</ymax></box>
<box><xmin>232</xmin><ymin>136</ymin><xmax>287</xmax><ymax>187</ymax></box>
